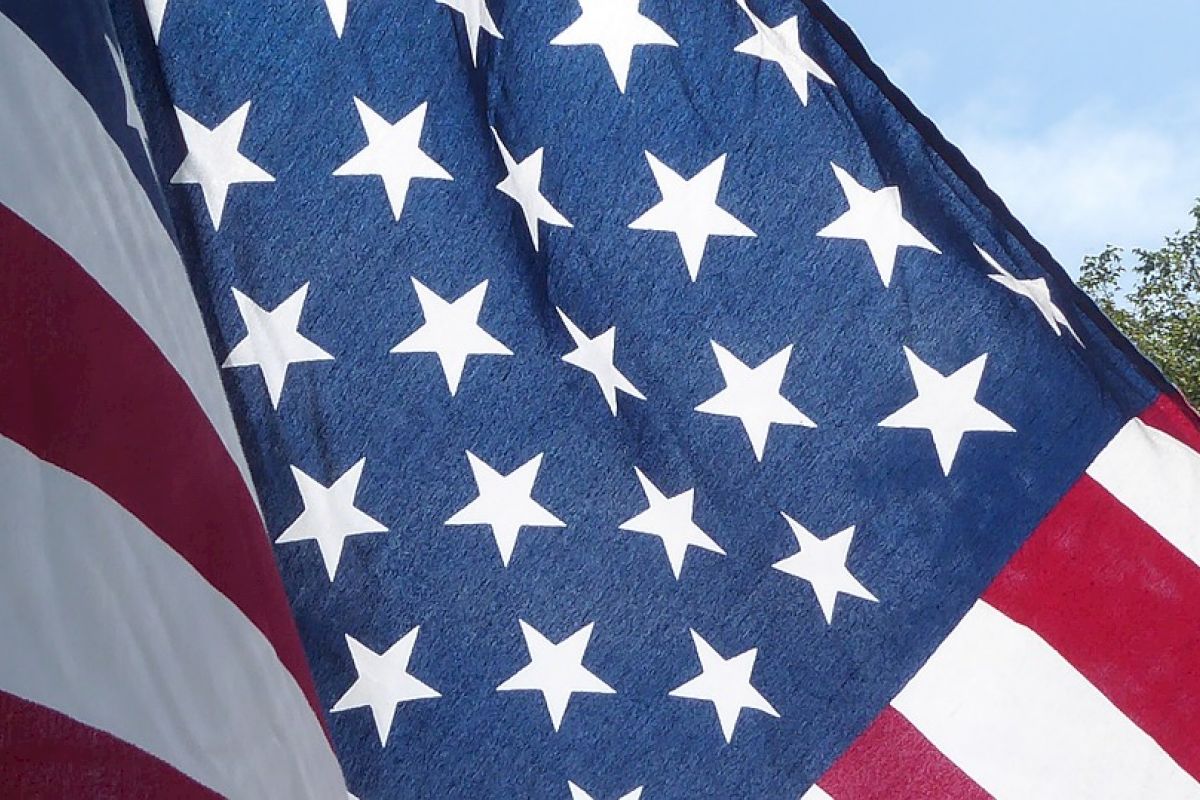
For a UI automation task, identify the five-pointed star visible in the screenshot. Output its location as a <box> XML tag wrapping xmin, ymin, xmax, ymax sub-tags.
<box><xmin>879</xmin><ymin>347</ymin><xmax>1015</xmax><ymax>476</ymax></box>
<box><xmin>391</xmin><ymin>278</ymin><xmax>511</xmax><ymax>395</ymax></box>
<box><xmin>569</xmin><ymin>782</ymin><xmax>644</xmax><ymax>800</ymax></box>
<box><xmin>436</xmin><ymin>0</ymin><xmax>503</xmax><ymax>65</ymax></box>
<box><xmin>669</xmin><ymin>630</ymin><xmax>778</xmax><ymax>743</ymax></box>
<box><xmin>497</xmin><ymin>621</ymin><xmax>615</xmax><ymax>730</ymax></box>
<box><xmin>223</xmin><ymin>283</ymin><xmax>333</xmax><ymax>409</ymax></box>
<box><xmin>558</xmin><ymin>308</ymin><xmax>645</xmax><ymax>415</ymax></box>
<box><xmin>818</xmin><ymin>163</ymin><xmax>940</xmax><ymax>287</ymax></box>
<box><xmin>629</xmin><ymin>152</ymin><xmax>755</xmax><ymax>281</ymax></box>
<box><xmin>105</xmin><ymin>37</ymin><xmax>152</xmax><ymax>171</ymax></box>
<box><xmin>492</xmin><ymin>129</ymin><xmax>572</xmax><ymax>250</ymax></box>
<box><xmin>325</xmin><ymin>0</ymin><xmax>348</xmax><ymax>37</ymax></box>
<box><xmin>445</xmin><ymin>452</ymin><xmax>564</xmax><ymax>566</ymax></box>
<box><xmin>550</xmin><ymin>0</ymin><xmax>677</xmax><ymax>93</ymax></box>
<box><xmin>334</xmin><ymin>98</ymin><xmax>452</xmax><ymax>221</ymax></box>
<box><xmin>276</xmin><ymin>459</ymin><xmax>387</xmax><ymax>581</ymax></box>
<box><xmin>977</xmin><ymin>245</ymin><xmax>1080</xmax><ymax>343</ymax></box>
<box><xmin>733</xmin><ymin>1</ymin><xmax>833</xmax><ymax>105</ymax></box>
<box><xmin>695</xmin><ymin>341</ymin><xmax>815</xmax><ymax>461</ymax></box>
<box><xmin>772</xmin><ymin>515</ymin><xmax>877</xmax><ymax>624</ymax></box>
<box><xmin>331</xmin><ymin>629</ymin><xmax>441</xmax><ymax>747</ymax></box>
<box><xmin>620</xmin><ymin>468</ymin><xmax>724</xmax><ymax>579</ymax></box>
<box><xmin>146</xmin><ymin>0</ymin><xmax>167</xmax><ymax>43</ymax></box>
<box><xmin>171</xmin><ymin>102</ymin><xmax>274</xmax><ymax>230</ymax></box>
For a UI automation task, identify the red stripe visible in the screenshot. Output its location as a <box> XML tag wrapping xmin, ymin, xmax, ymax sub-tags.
<box><xmin>0</xmin><ymin>691</ymin><xmax>217</xmax><ymax>799</ymax></box>
<box><xmin>983</xmin><ymin>474</ymin><xmax>1200</xmax><ymax>780</ymax></box>
<box><xmin>816</xmin><ymin>706</ymin><xmax>990</xmax><ymax>800</ymax></box>
<box><xmin>0</xmin><ymin>205</ymin><xmax>322</xmax><ymax>725</ymax></box>
<box><xmin>1140</xmin><ymin>392</ymin><xmax>1200</xmax><ymax>454</ymax></box>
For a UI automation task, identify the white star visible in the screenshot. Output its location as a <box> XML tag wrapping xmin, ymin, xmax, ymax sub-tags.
<box><xmin>550</xmin><ymin>0</ymin><xmax>677</xmax><ymax>93</ymax></box>
<box><xmin>223</xmin><ymin>283</ymin><xmax>333</xmax><ymax>409</ymax></box>
<box><xmin>629</xmin><ymin>152</ymin><xmax>755</xmax><ymax>281</ymax></box>
<box><xmin>171</xmin><ymin>102</ymin><xmax>274</xmax><ymax>230</ymax></box>
<box><xmin>334</xmin><ymin>99</ymin><xmax>452</xmax><ymax>221</ymax></box>
<box><xmin>492</xmin><ymin>129</ymin><xmax>572</xmax><ymax>250</ymax></box>
<box><xmin>620</xmin><ymin>468</ymin><xmax>724</xmax><ymax>580</ymax></box>
<box><xmin>695</xmin><ymin>341</ymin><xmax>815</xmax><ymax>461</ymax></box>
<box><xmin>568</xmin><ymin>782</ymin><xmax>644</xmax><ymax>800</ymax></box>
<box><xmin>446</xmin><ymin>452</ymin><xmax>564</xmax><ymax>566</ymax></box>
<box><xmin>772</xmin><ymin>515</ymin><xmax>877</xmax><ymax>624</ymax></box>
<box><xmin>879</xmin><ymin>347</ymin><xmax>1015</xmax><ymax>476</ymax></box>
<box><xmin>817</xmin><ymin>163</ymin><xmax>940</xmax><ymax>287</ymax></box>
<box><xmin>145</xmin><ymin>0</ymin><xmax>167</xmax><ymax>43</ymax></box>
<box><xmin>325</xmin><ymin>0</ymin><xmax>348</xmax><ymax>37</ymax></box>
<box><xmin>497</xmin><ymin>621</ymin><xmax>615</xmax><ymax>731</ymax></box>
<box><xmin>391</xmin><ymin>278</ymin><xmax>511</xmax><ymax>395</ymax></box>
<box><xmin>733</xmin><ymin>1</ymin><xmax>833</xmax><ymax>105</ymax></box>
<box><xmin>977</xmin><ymin>245</ymin><xmax>1080</xmax><ymax>343</ymax></box>
<box><xmin>277</xmin><ymin>459</ymin><xmax>387</xmax><ymax>581</ymax></box>
<box><xmin>437</xmin><ymin>0</ymin><xmax>503</xmax><ymax>65</ymax></box>
<box><xmin>105</xmin><ymin>36</ymin><xmax>153</xmax><ymax>175</ymax></box>
<box><xmin>331</xmin><ymin>629</ymin><xmax>440</xmax><ymax>747</ymax></box>
<box><xmin>558</xmin><ymin>309</ymin><xmax>645</xmax><ymax>415</ymax></box>
<box><xmin>669</xmin><ymin>630</ymin><xmax>778</xmax><ymax>743</ymax></box>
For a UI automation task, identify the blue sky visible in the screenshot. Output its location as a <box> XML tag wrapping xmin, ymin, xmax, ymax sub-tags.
<box><xmin>833</xmin><ymin>0</ymin><xmax>1200</xmax><ymax>271</ymax></box>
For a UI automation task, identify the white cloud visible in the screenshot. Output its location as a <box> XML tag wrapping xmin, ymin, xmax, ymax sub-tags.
<box><xmin>940</xmin><ymin>93</ymin><xmax>1200</xmax><ymax>272</ymax></box>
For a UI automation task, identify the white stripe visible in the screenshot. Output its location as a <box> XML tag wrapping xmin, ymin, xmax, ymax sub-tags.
<box><xmin>1087</xmin><ymin>417</ymin><xmax>1200</xmax><ymax>567</ymax></box>
<box><xmin>801</xmin><ymin>785</ymin><xmax>835</xmax><ymax>800</ymax></box>
<box><xmin>0</xmin><ymin>434</ymin><xmax>344</xmax><ymax>799</ymax></box>
<box><xmin>892</xmin><ymin>601</ymin><xmax>1198</xmax><ymax>799</ymax></box>
<box><xmin>0</xmin><ymin>13</ymin><xmax>257</xmax><ymax>500</ymax></box>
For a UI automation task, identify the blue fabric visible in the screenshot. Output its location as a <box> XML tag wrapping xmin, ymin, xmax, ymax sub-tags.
<box><xmin>0</xmin><ymin>0</ymin><xmax>172</xmax><ymax>233</ymax></box>
<box><xmin>11</xmin><ymin>0</ymin><xmax>1166</xmax><ymax>796</ymax></box>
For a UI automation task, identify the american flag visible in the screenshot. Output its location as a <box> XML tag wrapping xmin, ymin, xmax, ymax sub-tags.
<box><xmin>1</xmin><ymin>0</ymin><xmax>1198</xmax><ymax>797</ymax></box>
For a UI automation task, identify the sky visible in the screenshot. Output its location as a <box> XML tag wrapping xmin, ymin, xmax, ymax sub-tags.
<box><xmin>832</xmin><ymin>0</ymin><xmax>1200</xmax><ymax>272</ymax></box>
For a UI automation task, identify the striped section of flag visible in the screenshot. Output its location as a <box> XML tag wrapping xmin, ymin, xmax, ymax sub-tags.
<box><xmin>811</xmin><ymin>393</ymin><xmax>1200</xmax><ymax>799</ymax></box>
<box><xmin>0</xmin><ymin>12</ymin><xmax>343</xmax><ymax>798</ymax></box>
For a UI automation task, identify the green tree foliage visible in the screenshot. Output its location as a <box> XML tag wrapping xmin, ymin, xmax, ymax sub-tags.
<box><xmin>1079</xmin><ymin>200</ymin><xmax>1200</xmax><ymax>405</ymax></box>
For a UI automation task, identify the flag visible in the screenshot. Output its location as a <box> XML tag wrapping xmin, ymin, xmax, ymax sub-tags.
<box><xmin>1</xmin><ymin>0</ymin><xmax>1198</xmax><ymax>798</ymax></box>
<box><xmin>0</xmin><ymin>2</ymin><xmax>343</xmax><ymax>799</ymax></box>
